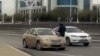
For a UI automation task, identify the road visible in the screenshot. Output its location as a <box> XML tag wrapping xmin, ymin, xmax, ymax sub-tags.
<box><xmin>0</xmin><ymin>34</ymin><xmax>100</xmax><ymax>56</ymax></box>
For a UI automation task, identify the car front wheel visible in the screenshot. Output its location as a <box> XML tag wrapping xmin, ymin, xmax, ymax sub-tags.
<box><xmin>36</xmin><ymin>42</ymin><xmax>42</xmax><ymax>50</ymax></box>
<box><xmin>66</xmin><ymin>38</ymin><xmax>72</xmax><ymax>46</ymax></box>
<box><xmin>23</xmin><ymin>40</ymin><xmax>28</xmax><ymax>48</ymax></box>
<box><xmin>83</xmin><ymin>43</ymin><xmax>89</xmax><ymax>46</ymax></box>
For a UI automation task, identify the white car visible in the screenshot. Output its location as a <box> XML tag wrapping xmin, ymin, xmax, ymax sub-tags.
<box><xmin>54</xmin><ymin>26</ymin><xmax>91</xmax><ymax>46</ymax></box>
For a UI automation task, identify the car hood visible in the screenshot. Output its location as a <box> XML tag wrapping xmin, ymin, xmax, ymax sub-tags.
<box><xmin>65</xmin><ymin>32</ymin><xmax>89</xmax><ymax>36</ymax></box>
<box><xmin>38</xmin><ymin>35</ymin><xmax>61</xmax><ymax>40</ymax></box>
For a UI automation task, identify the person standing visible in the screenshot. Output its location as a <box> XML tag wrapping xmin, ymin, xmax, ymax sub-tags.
<box><xmin>58</xmin><ymin>23</ymin><xmax>66</xmax><ymax>37</ymax></box>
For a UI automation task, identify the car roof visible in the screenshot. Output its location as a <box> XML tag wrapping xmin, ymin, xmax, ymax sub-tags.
<box><xmin>30</xmin><ymin>28</ymin><xmax>52</xmax><ymax>30</ymax></box>
<box><xmin>55</xmin><ymin>26</ymin><xmax>77</xmax><ymax>28</ymax></box>
<box><xmin>65</xmin><ymin>26</ymin><xmax>77</xmax><ymax>28</ymax></box>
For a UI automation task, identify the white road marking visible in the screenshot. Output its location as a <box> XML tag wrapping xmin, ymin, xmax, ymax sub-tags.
<box><xmin>0</xmin><ymin>33</ymin><xmax>22</xmax><ymax>36</ymax></box>
<box><xmin>46</xmin><ymin>52</ymin><xmax>84</xmax><ymax>56</ymax></box>
<box><xmin>5</xmin><ymin>44</ymin><xmax>31</xmax><ymax>56</ymax></box>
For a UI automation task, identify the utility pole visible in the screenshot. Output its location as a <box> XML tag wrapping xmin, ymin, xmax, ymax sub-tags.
<box><xmin>77</xmin><ymin>0</ymin><xmax>79</xmax><ymax>23</ymax></box>
<box><xmin>2</xmin><ymin>14</ymin><xmax>4</xmax><ymax>24</ymax></box>
<box><xmin>96</xmin><ymin>0</ymin><xmax>99</xmax><ymax>23</ymax></box>
<box><xmin>70</xmin><ymin>0</ymin><xmax>72</xmax><ymax>23</ymax></box>
<box><xmin>21</xmin><ymin>0</ymin><xmax>40</xmax><ymax>25</ymax></box>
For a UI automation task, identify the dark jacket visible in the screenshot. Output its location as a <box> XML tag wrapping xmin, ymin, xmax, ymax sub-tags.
<box><xmin>58</xmin><ymin>24</ymin><xmax>66</xmax><ymax>37</ymax></box>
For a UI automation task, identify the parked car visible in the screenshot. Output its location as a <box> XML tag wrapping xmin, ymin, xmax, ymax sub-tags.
<box><xmin>23</xmin><ymin>28</ymin><xmax>66</xmax><ymax>50</ymax></box>
<box><xmin>53</xmin><ymin>26</ymin><xmax>91</xmax><ymax>46</ymax></box>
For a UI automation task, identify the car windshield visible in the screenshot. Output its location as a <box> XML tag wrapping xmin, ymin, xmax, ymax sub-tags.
<box><xmin>66</xmin><ymin>27</ymin><xmax>82</xmax><ymax>33</ymax></box>
<box><xmin>37</xmin><ymin>29</ymin><xmax>54</xmax><ymax>35</ymax></box>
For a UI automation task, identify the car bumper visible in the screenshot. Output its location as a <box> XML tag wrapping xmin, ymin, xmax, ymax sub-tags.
<box><xmin>41</xmin><ymin>43</ymin><xmax>66</xmax><ymax>48</ymax></box>
<box><xmin>70</xmin><ymin>38</ymin><xmax>91</xmax><ymax>43</ymax></box>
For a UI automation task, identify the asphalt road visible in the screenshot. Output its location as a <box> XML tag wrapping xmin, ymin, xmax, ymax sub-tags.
<box><xmin>0</xmin><ymin>34</ymin><xmax>100</xmax><ymax>56</ymax></box>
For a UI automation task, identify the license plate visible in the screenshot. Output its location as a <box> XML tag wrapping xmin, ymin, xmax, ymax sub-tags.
<box><xmin>52</xmin><ymin>42</ymin><xmax>60</xmax><ymax>45</ymax></box>
<box><xmin>80</xmin><ymin>39</ymin><xmax>88</xmax><ymax>42</ymax></box>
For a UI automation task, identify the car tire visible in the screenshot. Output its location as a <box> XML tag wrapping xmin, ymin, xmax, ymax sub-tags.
<box><xmin>83</xmin><ymin>43</ymin><xmax>89</xmax><ymax>46</ymax></box>
<box><xmin>23</xmin><ymin>40</ymin><xmax>28</xmax><ymax>48</ymax></box>
<box><xmin>66</xmin><ymin>38</ymin><xmax>72</xmax><ymax>46</ymax></box>
<box><xmin>36</xmin><ymin>42</ymin><xmax>42</xmax><ymax>50</ymax></box>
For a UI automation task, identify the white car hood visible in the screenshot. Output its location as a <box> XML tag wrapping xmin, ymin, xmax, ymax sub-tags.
<box><xmin>65</xmin><ymin>32</ymin><xmax>89</xmax><ymax>36</ymax></box>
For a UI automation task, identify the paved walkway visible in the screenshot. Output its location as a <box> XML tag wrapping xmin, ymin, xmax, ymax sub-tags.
<box><xmin>0</xmin><ymin>43</ymin><xmax>31</xmax><ymax>56</ymax></box>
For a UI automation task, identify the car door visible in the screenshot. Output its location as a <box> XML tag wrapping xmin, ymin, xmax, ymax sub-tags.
<box><xmin>28</xmin><ymin>29</ymin><xmax>38</xmax><ymax>47</ymax></box>
<box><xmin>25</xmin><ymin>29</ymin><xmax>33</xmax><ymax>47</ymax></box>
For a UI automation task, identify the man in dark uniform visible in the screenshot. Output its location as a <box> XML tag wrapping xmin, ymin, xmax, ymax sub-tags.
<box><xmin>58</xmin><ymin>23</ymin><xmax>66</xmax><ymax>37</ymax></box>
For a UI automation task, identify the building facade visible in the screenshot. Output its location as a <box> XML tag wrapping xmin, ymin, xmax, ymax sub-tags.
<box><xmin>43</xmin><ymin>0</ymin><xmax>93</xmax><ymax>12</ymax></box>
<box><xmin>17</xmin><ymin>0</ymin><xmax>46</xmax><ymax>15</ymax></box>
<box><xmin>0</xmin><ymin>0</ymin><xmax>16</xmax><ymax>16</ymax></box>
<box><xmin>0</xmin><ymin>0</ymin><xmax>92</xmax><ymax>16</ymax></box>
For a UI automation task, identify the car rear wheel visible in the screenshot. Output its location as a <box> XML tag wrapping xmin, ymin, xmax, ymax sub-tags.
<box><xmin>66</xmin><ymin>38</ymin><xmax>72</xmax><ymax>46</ymax></box>
<box><xmin>36</xmin><ymin>42</ymin><xmax>42</xmax><ymax>50</ymax></box>
<box><xmin>23</xmin><ymin>40</ymin><xmax>28</xmax><ymax>48</ymax></box>
<box><xmin>83</xmin><ymin>43</ymin><xmax>89</xmax><ymax>46</ymax></box>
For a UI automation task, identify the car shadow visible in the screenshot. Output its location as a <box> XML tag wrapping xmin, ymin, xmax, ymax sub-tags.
<box><xmin>41</xmin><ymin>48</ymin><xmax>66</xmax><ymax>51</ymax></box>
<box><xmin>67</xmin><ymin>44</ymin><xmax>90</xmax><ymax>47</ymax></box>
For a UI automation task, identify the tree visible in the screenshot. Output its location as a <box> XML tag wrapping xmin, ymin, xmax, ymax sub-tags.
<box><xmin>51</xmin><ymin>7</ymin><xmax>70</xmax><ymax>21</ymax></box>
<box><xmin>4</xmin><ymin>14</ymin><xmax>12</xmax><ymax>22</ymax></box>
<box><xmin>78</xmin><ymin>11</ymin><xmax>94</xmax><ymax>22</ymax></box>
<box><xmin>14</xmin><ymin>13</ymin><xmax>26</xmax><ymax>22</ymax></box>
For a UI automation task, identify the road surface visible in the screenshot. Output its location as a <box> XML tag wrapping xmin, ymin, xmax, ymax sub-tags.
<box><xmin>0</xmin><ymin>33</ymin><xmax>100</xmax><ymax>56</ymax></box>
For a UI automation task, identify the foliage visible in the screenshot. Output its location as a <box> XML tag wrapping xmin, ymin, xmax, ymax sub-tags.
<box><xmin>14</xmin><ymin>13</ymin><xmax>26</xmax><ymax>22</ymax></box>
<box><xmin>4</xmin><ymin>14</ymin><xmax>12</xmax><ymax>22</ymax></box>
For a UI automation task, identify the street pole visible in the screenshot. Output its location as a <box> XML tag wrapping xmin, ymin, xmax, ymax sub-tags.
<box><xmin>28</xmin><ymin>0</ymin><xmax>33</xmax><ymax>25</ymax></box>
<box><xmin>12</xmin><ymin>16</ymin><xmax>14</xmax><ymax>24</ymax></box>
<box><xmin>77</xmin><ymin>0</ymin><xmax>79</xmax><ymax>23</ymax></box>
<box><xmin>96</xmin><ymin>0</ymin><xmax>99</xmax><ymax>23</ymax></box>
<box><xmin>29</xmin><ymin>5</ymin><xmax>32</xmax><ymax>25</ymax></box>
<box><xmin>27</xmin><ymin>0</ymin><xmax>40</xmax><ymax>25</ymax></box>
<box><xmin>70</xmin><ymin>0</ymin><xmax>72</xmax><ymax>23</ymax></box>
<box><xmin>2</xmin><ymin>15</ymin><xmax>4</xmax><ymax>24</ymax></box>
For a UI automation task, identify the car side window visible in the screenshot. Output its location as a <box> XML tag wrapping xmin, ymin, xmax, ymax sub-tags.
<box><xmin>32</xmin><ymin>30</ymin><xmax>37</xmax><ymax>35</ymax></box>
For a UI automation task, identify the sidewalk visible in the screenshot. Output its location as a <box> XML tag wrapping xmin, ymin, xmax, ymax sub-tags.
<box><xmin>0</xmin><ymin>43</ymin><xmax>31</xmax><ymax>56</ymax></box>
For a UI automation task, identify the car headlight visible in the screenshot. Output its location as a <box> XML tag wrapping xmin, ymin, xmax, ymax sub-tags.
<box><xmin>60</xmin><ymin>38</ymin><xmax>66</xmax><ymax>43</ymax></box>
<box><xmin>71</xmin><ymin>35</ymin><xmax>79</xmax><ymax>37</ymax></box>
<box><xmin>41</xmin><ymin>39</ymin><xmax>49</xmax><ymax>41</ymax></box>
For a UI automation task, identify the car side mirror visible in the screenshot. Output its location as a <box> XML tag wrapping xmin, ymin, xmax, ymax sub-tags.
<box><xmin>33</xmin><ymin>33</ymin><xmax>37</xmax><ymax>36</ymax></box>
<box><xmin>56</xmin><ymin>32</ymin><xmax>60</xmax><ymax>36</ymax></box>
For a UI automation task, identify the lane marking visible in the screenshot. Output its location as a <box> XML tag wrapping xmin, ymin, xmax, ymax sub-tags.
<box><xmin>45</xmin><ymin>52</ymin><xmax>84</xmax><ymax>56</ymax></box>
<box><xmin>0</xmin><ymin>33</ymin><xmax>22</xmax><ymax>36</ymax></box>
<box><xmin>1</xmin><ymin>33</ymin><xmax>100</xmax><ymax>42</ymax></box>
<box><xmin>5</xmin><ymin>44</ymin><xmax>31</xmax><ymax>56</ymax></box>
